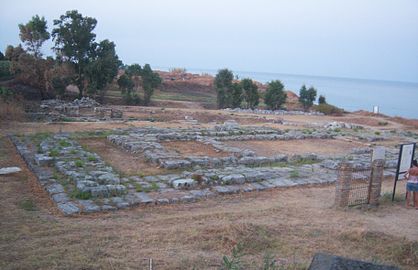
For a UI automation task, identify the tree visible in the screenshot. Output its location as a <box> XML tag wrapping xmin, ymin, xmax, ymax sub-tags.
<box><xmin>231</xmin><ymin>82</ymin><xmax>243</xmax><ymax>108</ymax></box>
<box><xmin>18</xmin><ymin>15</ymin><xmax>50</xmax><ymax>58</ymax></box>
<box><xmin>241</xmin><ymin>78</ymin><xmax>259</xmax><ymax>109</ymax></box>
<box><xmin>5</xmin><ymin>45</ymin><xmax>25</xmax><ymax>62</ymax></box>
<box><xmin>117</xmin><ymin>74</ymin><xmax>134</xmax><ymax>94</ymax></box>
<box><xmin>141</xmin><ymin>64</ymin><xmax>161</xmax><ymax>106</ymax></box>
<box><xmin>52</xmin><ymin>10</ymin><xmax>98</xmax><ymax>97</ymax></box>
<box><xmin>264</xmin><ymin>80</ymin><xmax>287</xmax><ymax>110</ymax></box>
<box><xmin>318</xmin><ymin>95</ymin><xmax>326</xmax><ymax>104</ymax></box>
<box><xmin>85</xmin><ymin>39</ymin><xmax>121</xmax><ymax>95</ymax></box>
<box><xmin>299</xmin><ymin>85</ymin><xmax>317</xmax><ymax>110</ymax></box>
<box><xmin>0</xmin><ymin>52</ymin><xmax>4</xmax><ymax>61</ymax></box>
<box><xmin>214</xmin><ymin>69</ymin><xmax>234</xmax><ymax>109</ymax></box>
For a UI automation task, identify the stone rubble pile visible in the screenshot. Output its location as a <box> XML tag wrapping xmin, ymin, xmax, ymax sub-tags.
<box><xmin>224</xmin><ymin>108</ymin><xmax>324</xmax><ymax>116</ymax></box>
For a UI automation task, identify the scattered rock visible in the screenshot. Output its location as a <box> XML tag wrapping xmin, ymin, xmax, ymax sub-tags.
<box><xmin>0</xmin><ymin>167</ymin><xmax>22</xmax><ymax>175</ymax></box>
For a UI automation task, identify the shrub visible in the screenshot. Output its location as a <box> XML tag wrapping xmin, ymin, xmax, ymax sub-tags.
<box><xmin>313</xmin><ymin>103</ymin><xmax>344</xmax><ymax>116</ymax></box>
<box><xmin>74</xmin><ymin>159</ymin><xmax>84</xmax><ymax>167</ymax></box>
<box><xmin>0</xmin><ymin>60</ymin><xmax>12</xmax><ymax>79</ymax></box>
<box><xmin>87</xmin><ymin>155</ymin><xmax>97</xmax><ymax>162</ymax></box>
<box><xmin>290</xmin><ymin>170</ymin><xmax>299</xmax><ymax>178</ymax></box>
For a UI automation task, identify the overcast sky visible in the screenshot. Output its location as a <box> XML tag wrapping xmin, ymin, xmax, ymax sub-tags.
<box><xmin>1</xmin><ymin>0</ymin><xmax>417</xmax><ymax>82</ymax></box>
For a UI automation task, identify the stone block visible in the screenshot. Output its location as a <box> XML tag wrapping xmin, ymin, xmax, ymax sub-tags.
<box><xmin>172</xmin><ymin>178</ymin><xmax>196</xmax><ymax>189</ymax></box>
<box><xmin>34</xmin><ymin>154</ymin><xmax>54</xmax><ymax>166</ymax></box>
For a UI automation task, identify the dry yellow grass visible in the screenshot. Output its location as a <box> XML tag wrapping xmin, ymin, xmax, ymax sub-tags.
<box><xmin>1</xmin><ymin>135</ymin><xmax>417</xmax><ymax>269</ymax></box>
<box><xmin>0</xmin><ymin>100</ymin><xmax>25</xmax><ymax>122</ymax></box>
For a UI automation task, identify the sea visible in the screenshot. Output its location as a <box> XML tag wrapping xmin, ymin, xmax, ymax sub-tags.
<box><xmin>178</xmin><ymin>68</ymin><xmax>418</xmax><ymax>119</ymax></box>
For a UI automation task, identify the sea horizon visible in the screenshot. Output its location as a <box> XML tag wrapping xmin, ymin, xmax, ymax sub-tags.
<box><xmin>157</xmin><ymin>66</ymin><xmax>418</xmax><ymax>119</ymax></box>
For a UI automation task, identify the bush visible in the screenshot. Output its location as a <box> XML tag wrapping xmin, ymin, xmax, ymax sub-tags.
<box><xmin>0</xmin><ymin>60</ymin><xmax>12</xmax><ymax>79</ymax></box>
<box><xmin>313</xmin><ymin>103</ymin><xmax>344</xmax><ymax>116</ymax></box>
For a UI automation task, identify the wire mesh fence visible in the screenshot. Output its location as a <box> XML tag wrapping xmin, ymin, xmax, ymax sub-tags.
<box><xmin>347</xmin><ymin>169</ymin><xmax>372</xmax><ymax>206</ymax></box>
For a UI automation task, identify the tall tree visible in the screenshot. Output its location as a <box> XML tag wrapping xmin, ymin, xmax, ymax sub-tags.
<box><xmin>85</xmin><ymin>39</ymin><xmax>121</xmax><ymax>95</ymax></box>
<box><xmin>299</xmin><ymin>85</ymin><xmax>317</xmax><ymax>110</ymax></box>
<box><xmin>264</xmin><ymin>80</ymin><xmax>287</xmax><ymax>110</ymax></box>
<box><xmin>241</xmin><ymin>78</ymin><xmax>259</xmax><ymax>109</ymax></box>
<box><xmin>52</xmin><ymin>10</ymin><xmax>97</xmax><ymax>97</ymax></box>
<box><xmin>318</xmin><ymin>95</ymin><xmax>326</xmax><ymax>104</ymax></box>
<box><xmin>141</xmin><ymin>64</ymin><xmax>161</xmax><ymax>106</ymax></box>
<box><xmin>214</xmin><ymin>69</ymin><xmax>234</xmax><ymax>109</ymax></box>
<box><xmin>18</xmin><ymin>15</ymin><xmax>50</xmax><ymax>58</ymax></box>
<box><xmin>231</xmin><ymin>82</ymin><xmax>243</xmax><ymax>108</ymax></box>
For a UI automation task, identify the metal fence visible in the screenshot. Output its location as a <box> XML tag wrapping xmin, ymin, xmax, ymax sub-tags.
<box><xmin>347</xmin><ymin>169</ymin><xmax>372</xmax><ymax>206</ymax></box>
<box><xmin>335</xmin><ymin>160</ymin><xmax>385</xmax><ymax>208</ymax></box>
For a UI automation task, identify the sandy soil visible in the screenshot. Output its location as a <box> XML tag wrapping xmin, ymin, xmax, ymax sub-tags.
<box><xmin>225</xmin><ymin>139</ymin><xmax>366</xmax><ymax>156</ymax></box>
<box><xmin>161</xmin><ymin>141</ymin><xmax>230</xmax><ymax>157</ymax></box>
<box><xmin>1</xmin><ymin>136</ymin><xmax>417</xmax><ymax>269</ymax></box>
<box><xmin>79</xmin><ymin>138</ymin><xmax>171</xmax><ymax>176</ymax></box>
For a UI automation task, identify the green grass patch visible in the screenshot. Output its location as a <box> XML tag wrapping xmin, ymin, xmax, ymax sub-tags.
<box><xmin>19</xmin><ymin>199</ymin><xmax>37</xmax><ymax>211</ymax></box>
<box><xmin>58</xmin><ymin>139</ymin><xmax>71</xmax><ymax>147</ymax></box>
<box><xmin>70</xmin><ymin>190</ymin><xmax>92</xmax><ymax>200</ymax></box>
<box><xmin>49</xmin><ymin>148</ymin><xmax>60</xmax><ymax>157</ymax></box>
<box><xmin>289</xmin><ymin>170</ymin><xmax>299</xmax><ymax>178</ymax></box>
<box><xmin>87</xmin><ymin>155</ymin><xmax>97</xmax><ymax>162</ymax></box>
<box><xmin>74</xmin><ymin>159</ymin><xmax>84</xmax><ymax>167</ymax></box>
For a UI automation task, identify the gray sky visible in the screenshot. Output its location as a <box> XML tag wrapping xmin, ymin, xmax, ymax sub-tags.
<box><xmin>1</xmin><ymin>0</ymin><xmax>417</xmax><ymax>82</ymax></box>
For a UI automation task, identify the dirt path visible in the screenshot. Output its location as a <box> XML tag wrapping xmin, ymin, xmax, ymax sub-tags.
<box><xmin>1</xmin><ymin>136</ymin><xmax>417</xmax><ymax>269</ymax></box>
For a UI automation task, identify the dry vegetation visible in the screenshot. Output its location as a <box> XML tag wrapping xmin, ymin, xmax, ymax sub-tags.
<box><xmin>0</xmin><ymin>100</ymin><xmax>26</xmax><ymax>122</ymax></box>
<box><xmin>1</xmin><ymin>134</ymin><xmax>417</xmax><ymax>269</ymax></box>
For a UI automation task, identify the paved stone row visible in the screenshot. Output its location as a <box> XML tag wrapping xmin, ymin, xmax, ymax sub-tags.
<box><xmin>39</xmin><ymin>134</ymin><xmax>126</xmax><ymax>198</ymax></box>
<box><xmin>108</xmin><ymin>126</ymin><xmax>334</xmax><ymax>169</ymax></box>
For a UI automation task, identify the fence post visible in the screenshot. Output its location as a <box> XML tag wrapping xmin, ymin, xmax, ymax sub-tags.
<box><xmin>369</xmin><ymin>159</ymin><xmax>385</xmax><ymax>206</ymax></box>
<box><xmin>335</xmin><ymin>162</ymin><xmax>352</xmax><ymax>208</ymax></box>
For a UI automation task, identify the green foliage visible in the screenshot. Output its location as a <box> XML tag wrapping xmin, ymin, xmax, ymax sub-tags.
<box><xmin>262</xmin><ymin>253</ymin><xmax>279</xmax><ymax>270</ymax></box>
<box><xmin>74</xmin><ymin>159</ymin><xmax>84</xmax><ymax>167</ymax></box>
<box><xmin>264</xmin><ymin>80</ymin><xmax>287</xmax><ymax>110</ymax></box>
<box><xmin>117</xmin><ymin>74</ymin><xmax>134</xmax><ymax>94</ymax></box>
<box><xmin>299</xmin><ymin>85</ymin><xmax>317</xmax><ymax>110</ymax></box>
<box><xmin>49</xmin><ymin>148</ymin><xmax>60</xmax><ymax>157</ymax></box>
<box><xmin>85</xmin><ymin>39</ymin><xmax>121</xmax><ymax>95</ymax></box>
<box><xmin>0</xmin><ymin>51</ymin><xmax>4</xmax><ymax>61</ymax></box>
<box><xmin>18</xmin><ymin>15</ymin><xmax>50</xmax><ymax>58</ymax></box>
<box><xmin>19</xmin><ymin>199</ymin><xmax>37</xmax><ymax>211</ymax></box>
<box><xmin>231</xmin><ymin>82</ymin><xmax>243</xmax><ymax>108</ymax></box>
<box><xmin>374</xmin><ymin>131</ymin><xmax>381</xmax><ymax>135</ymax></box>
<box><xmin>314</xmin><ymin>103</ymin><xmax>344</xmax><ymax>116</ymax></box>
<box><xmin>5</xmin><ymin>44</ymin><xmax>25</xmax><ymax>61</ymax></box>
<box><xmin>215</xmin><ymin>68</ymin><xmax>234</xmax><ymax>109</ymax></box>
<box><xmin>71</xmin><ymin>189</ymin><xmax>92</xmax><ymax>200</ymax></box>
<box><xmin>58</xmin><ymin>139</ymin><xmax>71</xmax><ymax>147</ymax></box>
<box><xmin>87</xmin><ymin>155</ymin><xmax>97</xmax><ymax>162</ymax></box>
<box><xmin>378</xmin><ymin>121</ymin><xmax>388</xmax><ymax>126</ymax></box>
<box><xmin>141</xmin><ymin>64</ymin><xmax>161</xmax><ymax>106</ymax></box>
<box><xmin>221</xmin><ymin>244</ymin><xmax>244</xmax><ymax>270</ymax></box>
<box><xmin>51</xmin><ymin>10</ymin><xmax>120</xmax><ymax>97</ymax></box>
<box><xmin>133</xmin><ymin>183</ymin><xmax>143</xmax><ymax>192</ymax></box>
<box><xmin>125</xmin><ymin>64</ymin><xmax>142</xmax><ymax>77</ymax></box>
<box><xmin>241</xmin><ymin>78</ymin><xmax>259</xmax><ymax>109</ymax></box>
<box><xmin>118</xmin><ymin>73</ymin><xmax>141</xmax><ymax>105</ymax></box>
<box><xmin>318</xmin><ymin>95</ymin><xmax>326</xmax><ymax>104</ymax></box>
<box><xmin>0</xmin><ymin>61</ymin><xmax>12</xmax><ymax>79</ymax></box>
<box><xmin>0</xmin><ymin>86</ymin><xmax>16</xmax><ymax>102</ymax></box>
<box><xmin>289</xmin><ymin>170</ymin><xmax>299</xmax><ymax>178</ymax></box>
